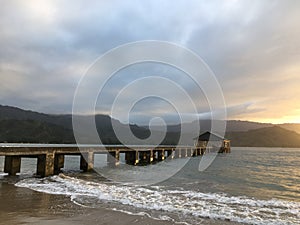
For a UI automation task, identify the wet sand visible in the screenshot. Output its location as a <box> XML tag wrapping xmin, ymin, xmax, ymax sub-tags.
<box><xmin>0</xmin><ymin>177</ymin><xmax>239</xmax><ymax>225</ymax></box>
<box><xmin>0</xmin><ymin>180</ymin><xmax>174</xmax><ymax>225</ymax></box>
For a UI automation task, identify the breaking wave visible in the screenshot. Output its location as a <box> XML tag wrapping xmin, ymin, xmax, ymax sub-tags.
<box><xmin>15</xmin><ymin>174</ymin><xmax>300</xmax><ymax>225</ymax></box>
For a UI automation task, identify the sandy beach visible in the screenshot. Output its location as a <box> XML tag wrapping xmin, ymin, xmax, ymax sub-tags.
<box><xmin>0</xmin><ymin>180</ymin><xmax>173</xmax><ymax>225</ymax></box>
<box><xmin>0</xmin><ymin>178</ymin><xmax>240</xmax><ymax>225</ymax></box>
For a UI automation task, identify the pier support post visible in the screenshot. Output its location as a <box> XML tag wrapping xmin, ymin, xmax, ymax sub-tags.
<box><xmin>192</xmin><ymin>148</ymin><xmax>197</xmax><ymax>157</ymax></box>
<box><xmin>175</xmin><ymin>149</ymin><xmax>181</xmax><ymax>158</ymax></box>
<box><xmin>54</xmin><ymin>154</ymin><xmax>65</xmax><ymax>174</ymax></box>
<box><xmin>149</xmin><ymin>150</ymin><xmax>154</xmax><ymax>163</ymax></box>
<box><xmin>37</xmin><ymin>153</ymin><xmax>55</xmax><ymax>177</ymax></box>
<box><xmin>4</xmin><ymin>156</ymin><xmax>21</xmax><ymax>176</ymax></box>
<box><xmin>189</xmin><ymin>148</ymin><xmax>194</xmax><ymax>157</ymax></box>
<box><xmin>170</xmin><ymin>149</ymin><xmax>175</xmax><ymax>159</ymax></box>
<box><xmin>125</xmin><ymin>151</ymin><xmax>139</xmax><ymax>165</ymax></box>
<box><xmin>135</xmin><ymin>151</ymin><xmax>139</xmax><ymax>165</ymax></box>
<box><xmin>184</xmin><ymin>148</ymin><xmax>188</xmax><ymax>157</ymax></box>
<box><xmin>152</xmin><ymin>150</ymin><xmax>158</xmax><ymax>162</ymax></box>
<box><xmin>157</xmin><ymin>150</ymin><xmax>165</xmax><ymax>161</ymax></box>
<box><xmin>139</xmin><ymin>150</ymin><xmax>152</xmax><ymax>165</ymax></box>
<box><xmin>166</xmin><ymin>150</ymin><xmax>172</xmax><ymax>159</ymax></box>
<box><xmin>80</xmin><ymin>152</ymin><xmax>94</xmax><ymax>171</ymax></box>
<box><xmin>200</xmin><ymin>148</ymin><xmax>205</xmax><ymax>155</ymax></box>
<box><xmin>107</xmin><ymin>150</ymin><xmax>120</xmax><ymax>167</ymax></box>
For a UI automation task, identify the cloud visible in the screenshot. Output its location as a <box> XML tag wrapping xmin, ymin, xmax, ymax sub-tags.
<box><xmin>0</xmin><ymin>0</ymin><xmax>300</xmax><ymax>123</ymax></box>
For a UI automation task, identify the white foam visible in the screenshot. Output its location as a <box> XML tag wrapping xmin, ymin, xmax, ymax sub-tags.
<box><xmin>15</xmin><ymin>175</ymin><xmax>300</xmax><ymax>225</ymax></box>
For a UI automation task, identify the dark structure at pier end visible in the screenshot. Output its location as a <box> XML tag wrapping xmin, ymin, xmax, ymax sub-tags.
<box><xmin>194</xmin><ymin>131</ymin><xmax>231</xmax><ymax>153</ymax></box>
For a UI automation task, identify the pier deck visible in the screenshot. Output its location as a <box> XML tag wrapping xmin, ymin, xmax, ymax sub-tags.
<box><xmin>0</xmin><ymin>144</ymin><xmax>230</xmax><ymax>177</ymax></box>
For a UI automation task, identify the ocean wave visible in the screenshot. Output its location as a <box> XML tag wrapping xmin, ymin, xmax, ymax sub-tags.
<box><xmin>15</xmin><ymin>174</ymin><xmax>300</xmax><ymax>225</ymax></box>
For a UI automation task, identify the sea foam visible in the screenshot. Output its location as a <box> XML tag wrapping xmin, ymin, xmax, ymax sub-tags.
<box><xmin>15</xmin><ymin>174</ymin><xmax>300</xmax><ymax>225</ymax></box>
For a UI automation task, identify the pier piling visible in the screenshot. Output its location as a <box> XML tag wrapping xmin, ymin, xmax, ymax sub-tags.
<box><xmin>107</xmin><ymin>150</ymin><xmax>120</xmax><ymax>167</ymax></box>
<box><xmin>157</xmin><ymin>150</ymin><xmax>165</xmax><ymax>161</ymax></box>
<box><xmin>4</xmin><ymin>156</ymin><xmax>21</xmax><ymax>176</ymax></box>
<box><xmin>125</xmin><ymin>151</ymin><xmax>139</xmax><ymax>165</ymax></box>
<box><xmin>80</xmin><ymin>152</ymin><xmax>94</xmax><ymax>171</ymax></box>
<box><xmin>174</xmin><ymin>149</ymin><xmax>181</xmax><ymax>158</ymax></box>
<box><xmin>54</xmin><ymin>154</ymin><xmax>65</xmax><ymax>174</ymax></box>
<box><xmin>36</xmin><ymin>153</ymin><xmax>55</xmax><ymax>177</ymax></box>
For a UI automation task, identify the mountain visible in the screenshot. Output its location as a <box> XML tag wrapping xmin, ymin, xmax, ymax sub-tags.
<box><xmin>0</xmin><ymin>104</ymin><xmax>300</xmax><ymax>147</ymax></box>
<box><xmin>145</xmin><ymin>119</ymin><xmax>300</xmax><ymax>134</ymax></box>
<box><xmin>226</xmin><ymin>126</ymin><xmax>300</xmax><ymax>147</ymax></box>
<box><xmin>226</xmin><ymin>120</ymin><xmax>273</xmax><ymax>131</ymax></box>
<box><xmin>146</xmin><ymin>120</ymin><xmax>274</xmax><ymax>133</ymax></box>
<box><xmin>279</xmin><ymin>123</ymin><xmax>300</xmax><ymax>134</ymax></box>
<box><xmin>0</xmin><ymin>119</ymin><xmax>75</xmax><ymax>143</ymax></box>
<box><xmin>0</xmin><ymin>105</ymin><xmax>150</xmax><ymax>144</ymax></box>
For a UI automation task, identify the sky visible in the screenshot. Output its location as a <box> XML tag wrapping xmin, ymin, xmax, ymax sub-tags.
<box><xmin>1</xmin><ymin>0</ymin><xmax>300</xmax><ymax>124</ymax></box>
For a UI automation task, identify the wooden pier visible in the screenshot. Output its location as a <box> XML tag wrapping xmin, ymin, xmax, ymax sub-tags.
<box><xmin>0</xmin><ymin>144</ymin><xmax>230</xmax><ymax>177</ymax></box>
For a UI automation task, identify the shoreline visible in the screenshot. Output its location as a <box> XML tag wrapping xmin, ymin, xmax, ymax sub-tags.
<box><xmin>0</xmin><ymin>179</ymin><xmax>239</xmax><ymax>225</ymax></box>
<box><xmin>0</xmin><ymin>180</ymin><xmax>175</xmax><ymax>225</ymax></box>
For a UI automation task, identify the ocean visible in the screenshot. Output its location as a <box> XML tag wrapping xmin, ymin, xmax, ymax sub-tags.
<box><xmin>0</xmin><ymin>147</ymin><xmax>299</xmax><ymax>225</ymax></box>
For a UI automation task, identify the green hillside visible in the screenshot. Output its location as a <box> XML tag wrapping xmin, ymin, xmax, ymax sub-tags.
<box><xmin>1</xmin><ymin>105</ymin><xmax>300</xmax><ymax>147</ymax></box>
<box><xmin>0</xmin><ymin>119</ymin><xmax>75</xmax><ymax>143</ymax></box>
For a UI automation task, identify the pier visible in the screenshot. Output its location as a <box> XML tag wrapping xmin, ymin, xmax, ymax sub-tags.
<box><xmin>0</xmin><ymin>144</ymin><xmax>230</xmax><ymax>177</ymax></box>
